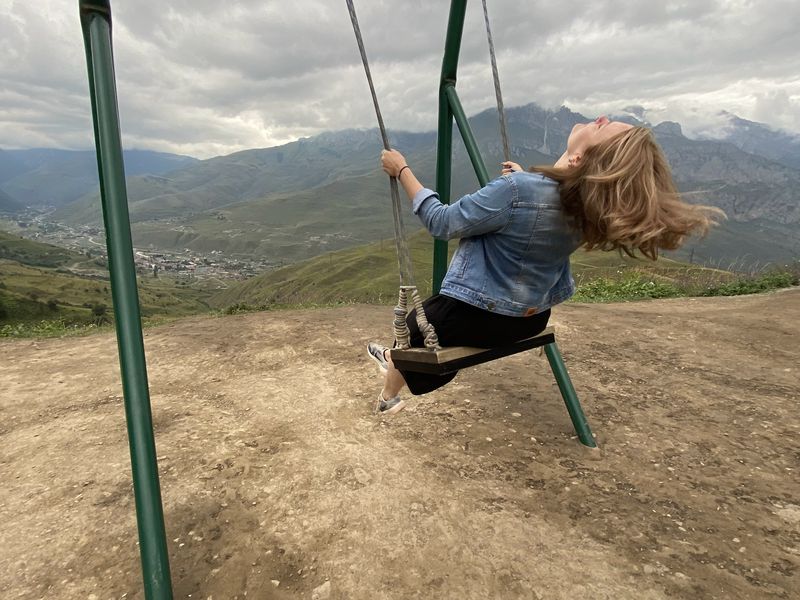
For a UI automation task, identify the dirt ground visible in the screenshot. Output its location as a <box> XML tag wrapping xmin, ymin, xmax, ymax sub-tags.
<box><xmin>1</xmin><ymin>289</ymin><xmax>799</xmax><ymax>599</ymax></box>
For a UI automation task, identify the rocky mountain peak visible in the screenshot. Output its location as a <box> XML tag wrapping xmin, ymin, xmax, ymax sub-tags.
<box><xmin>652</xmin><ymin>121</ymin><xmax>684</xmax><ymax>137</ymax></box>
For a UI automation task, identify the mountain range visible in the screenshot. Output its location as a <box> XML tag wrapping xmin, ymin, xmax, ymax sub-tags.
<box><xmin>1</xmin><ymin>103</ymin><xmax>799</xmax><ymax>267</ymax></box>
<box><xmin>705</xmin><ymin>112</ymin><xmax>800</xmax><ymax>170</ymax></box>
<box><xmin>0</xmin><ymin>148</ymin><xmax>197</xmax><ymax>208</ymax></box>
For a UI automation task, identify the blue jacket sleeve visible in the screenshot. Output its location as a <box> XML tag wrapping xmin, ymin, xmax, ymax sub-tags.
<box><xmin>411</xmin><ymin>176</ymin><xmax>514</xmax><ymax>240</ymax></box>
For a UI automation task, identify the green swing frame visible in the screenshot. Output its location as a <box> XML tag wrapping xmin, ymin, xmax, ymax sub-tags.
<box><xmin>416</xmin><ymin>0</ymin><xmax>597</xmax><ymax>449</ymax></box>
<box><xmin>77</xmin><ymin>1</ymin><xmax>596</xmax><ymax>597</ymax></box>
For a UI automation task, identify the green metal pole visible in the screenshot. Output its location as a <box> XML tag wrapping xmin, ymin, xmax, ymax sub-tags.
<box><xmin>79</xmin><ymin>2</ymin><xmax>174</xmax><ymax>597</ymax></box>
<box><xmin>433</xmin><ymin>0</ymin><xmax>468</xmax><ymax>293</ymax></box>
<box><xmin>445</xmin><ymin>85</ymin><xmax>490</xmax><ymax>186</ymax></box>
<box><xmin>544</xmin><ymin>343</ymin><xmax>597</xmax><ymax>448</ymax></box>
<box><xmin>434</xmin><ymin>1</ymin><xmax>594</xmax><ymax>448</ymax></box>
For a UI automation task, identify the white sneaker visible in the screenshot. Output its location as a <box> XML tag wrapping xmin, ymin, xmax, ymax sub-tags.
<box><xmin>367</xmin><ymin>342</ymin><xmax>389</xmax><ymax>374</ymax></box>
<box><xmin>375</xmin><ymin>393</ymin><xmax>405</xmax><ymax>415</ymax></box>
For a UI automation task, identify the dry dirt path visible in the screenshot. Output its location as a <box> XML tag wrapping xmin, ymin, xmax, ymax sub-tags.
<box><xmin>1</xmin><ymin>289</ymin><xmax>799</xmax><ymax>599</ymax></box>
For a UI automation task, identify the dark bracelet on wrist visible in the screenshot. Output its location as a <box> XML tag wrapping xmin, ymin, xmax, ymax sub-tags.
<box><xmin>397</xmin><ymin>165</ymin><xmax>410</xmax><ymax>179</ymax></box>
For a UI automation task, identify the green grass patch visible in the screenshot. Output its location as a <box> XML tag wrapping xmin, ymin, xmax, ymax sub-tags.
<box><xmin>572</xmin><ymin>273</ymin><xmax>682</xmax><ymax>302</ymax></box>
<box><xmin>0</xmin><ymin>318</ymin><xmax>114</xmax><ymax>339</ymax></box>
<box><xmin>698</xmin><ymin>270</ymin><xmax>798</xmax><ymax>297</ymax></box>
<box><xmin>572</xmin><ymin>265</ymin><xmax>798</xmax><ymax>303</ymax></box>
<box><xmin>0</xmin><ymin>312</ymin><xmax>192</xmax><ymax>339</ymax></box>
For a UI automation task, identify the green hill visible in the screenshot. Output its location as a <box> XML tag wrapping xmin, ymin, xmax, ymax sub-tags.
<box><xmin>0</xmin><ymin>230</ymin><xmax>88</xmax><ymax>267</ymax></box>
<box><xmin>2</xmin><ymin>226</ymin><xmax>794</xmax><ymax>337</ymax></box>
<box><xmin>0</xmin><ymin>259</ymin><xmax>213</xmax><ymax>326</ymax></box>
<box><xmin>0</xmin><ymin>189</ymin><xmax>22</xmax><ymax>213</ymax></box>
<box><xmin>54</xmin><ymin>130</ymin><xmax>436</xmax><ymax>226</ymax></box>
<box><xmin>210</xmin><ymin>230</ymin><xmax>439</xmax><ymax>308</ymax></box>
<box><xmin>209</xmin><ymin>231</ymin><xmax>738</xmax><ymax>310</ymax></box>
<box><xmin>130</xmin><ymin>170</ymin><xmax>405</xmax><ymax>261</ymax></box>
<box><xmin>0</xmin><ymin>231</ymin><xmax>213</xmax><ymax>328</ymax></box>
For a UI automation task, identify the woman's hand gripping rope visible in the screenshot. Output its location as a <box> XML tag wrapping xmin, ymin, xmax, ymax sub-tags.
<box><xmin>501</xmin><ymin>161</ymin><xmax>522</xmax><ymax>175</ymax></box>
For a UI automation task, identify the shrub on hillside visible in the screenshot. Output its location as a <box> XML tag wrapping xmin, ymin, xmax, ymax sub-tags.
<box><xmin>224</xmin><ymin>302</ymin><xmax>257</xmax><ymax>315</ymax></box>
<box><xmin>92</xmin><ymin>303</ymin><xmax>111</xmax><ymax>325</ymax></box>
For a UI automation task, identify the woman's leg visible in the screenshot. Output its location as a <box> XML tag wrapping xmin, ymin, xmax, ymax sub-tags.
<box><xmin>398</xmin><ymin>297</ymin><xmax>550</xmax><ymax>395</ymax></box>
<box><xmin>372</xmin><ymin>295</ymin><xmax>550</xmax><ymax>403</ymax></box>
<box><xmin>381</xmin><ymin>350</ymin><xmax>406</xmax><ymax>400</ymax></box>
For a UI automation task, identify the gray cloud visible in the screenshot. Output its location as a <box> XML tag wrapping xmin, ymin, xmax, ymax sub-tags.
<box><xmin>1</xmin><ymin>0</ymin><xmax>798</xmax><ymax>158</ymax></box>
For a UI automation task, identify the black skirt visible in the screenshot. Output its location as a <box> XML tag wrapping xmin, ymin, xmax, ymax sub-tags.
<box><xmin>398</xmin><ymin>294</ymin><xmax>551</xmax><ymax>395</ymax></box>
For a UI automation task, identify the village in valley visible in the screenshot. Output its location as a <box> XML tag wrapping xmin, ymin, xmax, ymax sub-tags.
<box><xmin>5</xmin><ymin>208</ymin><xmax>275</xmax><ymax>286</ymax></box>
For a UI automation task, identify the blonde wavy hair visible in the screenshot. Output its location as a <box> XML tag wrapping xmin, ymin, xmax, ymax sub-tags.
<box><xmin>533</xmin><ymin>127</ymin><xmax>724</xmax><ymax>260</ymax></box>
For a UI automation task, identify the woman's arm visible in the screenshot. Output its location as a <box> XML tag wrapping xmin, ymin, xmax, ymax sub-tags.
<box><xmin>379</xmin><ymin>148</ymin><xmax>514</xmax><ymax>240</ymax></box>
<box><xmin>417</xmin><ymin>177</ymin><xmax>514</xmax><ymax>240</ymax></box>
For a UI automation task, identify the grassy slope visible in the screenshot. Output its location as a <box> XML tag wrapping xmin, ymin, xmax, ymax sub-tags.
<box><xmin>210</xmin><ymin>231</ymin><xmax>439</xmax><ymax>307</ymax></box>
<box><xmin>0</xmin><ymin>230</ymin><xmax>87</xmax><ymax>267</ymax></box>
<box><xmin>209</xmin><ymin>230</ymin><xmax>735</xmax><ymax>309</ymax></box>
<box><xmin>3</xmin><ymin>219</ymin><xmax>793</xmax><ymax>332</ymax></box>
<box><xmin>0</xmin><ymin>260</ymin><xmax>214</xmax><ymax>321</ymax></box>
<box><xmin>0</xmin><ymin>231</ymin><xmax>214</xmax><ymax>324</ymax></box>
<box><xmin>131</xmin><ymin>170</ymin><xmax>402</xmax><ymax>261</ymax></box>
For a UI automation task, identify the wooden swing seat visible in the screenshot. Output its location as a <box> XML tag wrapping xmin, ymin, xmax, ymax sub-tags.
<box><xmin>389</xmin><ymin>326</ymin><xmax>596</xmax><ymax>449</ymax></box>
<box><xmin>390</xmin><ymin>327</ymin><xmax>555</xmax><ymax>375</ymax></box>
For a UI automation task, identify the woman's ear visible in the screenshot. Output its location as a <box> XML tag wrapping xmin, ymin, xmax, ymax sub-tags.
<box><xmin>567</xmin><ymin>153</ymin><xmax>582</xmax><ymax>168</ymax></box>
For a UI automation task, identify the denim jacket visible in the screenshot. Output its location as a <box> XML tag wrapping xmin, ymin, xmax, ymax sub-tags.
<box><xmin>412</xmin><ymin>171</ymin><xmax>582</xmax><ymax>317</ymax></box>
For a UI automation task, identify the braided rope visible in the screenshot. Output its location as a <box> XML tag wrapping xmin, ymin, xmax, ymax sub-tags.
<box><xmin>393</xmin><ymin>286</ymin><xmax>441</xmax><ymax>351</ymax></box>
<box><xmin>481</xmin><ymin>0</ymin><xmax>511</xmax><ymax>162</ymax></box>
<box><xmin>346</xmin><ymin>0</ymin><xmax>440</xmax><ymax>350</ymax></box>
<box><xmin>409</xmin><ymin>287</ymin><xmax>440</xmax><ymax>350</ymax></box>
<box><xmin>393</xmin><ymin>287</ymin><xmax>410</xmax><ymax>349</ymax></box>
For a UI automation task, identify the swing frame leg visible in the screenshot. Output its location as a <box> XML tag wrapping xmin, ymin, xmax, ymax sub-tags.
<box><xmin>433</xmin><ymin>1</ymin><xmax>599</xmax><ymax>448</ymax></box>
<box><xmin>544</xmin><ymin>342</ymin><xmax>597</xmax><ymax>448</ymax></box>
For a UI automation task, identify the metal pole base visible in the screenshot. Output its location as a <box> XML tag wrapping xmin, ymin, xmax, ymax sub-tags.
<box><xmin>544</xmin><ymin>342</ymin><xmax>597</xmax><ymax>449</ymax></box>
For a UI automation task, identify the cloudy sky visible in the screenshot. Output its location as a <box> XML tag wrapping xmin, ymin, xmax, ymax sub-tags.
<box><xmin>1</xmin><ymin>0</ymin><xmax>799</xmax><ymax>159</ymax></box>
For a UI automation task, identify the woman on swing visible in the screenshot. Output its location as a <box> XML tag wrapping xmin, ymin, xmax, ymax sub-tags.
<box><xmin>367</xmin><ymin>117</ymin><xmax>722</xmax><ymax>414</ymax></box>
